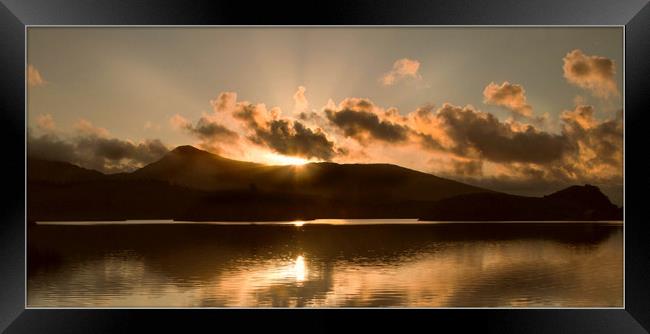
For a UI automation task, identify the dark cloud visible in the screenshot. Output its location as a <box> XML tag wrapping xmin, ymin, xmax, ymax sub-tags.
<box><xmin>187</xmin><ymin>117</ymin><xmax>239</xmax><ymax>142</ymax></box>
<box><xmin>76</xmin><ymin>137</ymin><xmax>168</xmax><ymax>164</ymax></box>
<box><xmin>437</xmin><ymin>104</ymin><xmax>623</xmax><ymax>204</ymax></box>
<box><xmin>251</xmin><ymin>120</ymin><xmax>337</xmax><ymax>161</ymax></box>
<box><xmin>324</xmin><ymin>99</ymin><xmax>572</xmax><ymax>166</ymax></box>
<box><xmin>28</xmin><ymin>132</ymin><xmax>77</xmax><ymax>163</ymax></box>
<box><xmin>231</xmin><ymin>102</ymin><xmax>338</xmax><ymax>160</ymax></box>
<box><xmin>325</xmin><ymin>108</ymin><xmax>410</xmax><ymax>144</ymax></box>
<box><xmin>435</xmin><ymin>104</ymin><xmax>569</xmax><ymax>164</ymax></box>
<box><xmin>28</xmin><ymin>130</ymin><xmax>169</xmax><ymax>173</ymax></box>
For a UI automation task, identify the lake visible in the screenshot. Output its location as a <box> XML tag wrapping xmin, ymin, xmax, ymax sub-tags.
<box><xmin>28</xmin><ymin>220</ymin><xmax>623</xmax><ymax>307</ymax></box>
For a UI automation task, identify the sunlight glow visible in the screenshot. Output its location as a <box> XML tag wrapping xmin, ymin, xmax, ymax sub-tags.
<box><xmin>293</xmin><ymin>220</ymin><xmax>305</xmax><ymax>227</ymax></box>
<box><xmin>294</xmin><ymin>255</ymin><xmax>307</xmax><ymax>282</ymax></box>
<box><xmin>261</xmin><ymin>152</ymin><xmax>311</xmax><ymax>166</ymax></box>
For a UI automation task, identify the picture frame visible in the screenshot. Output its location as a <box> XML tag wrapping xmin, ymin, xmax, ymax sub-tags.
<box><xmin>2</xmin><ymin>0</ymin><xmax>649</xmax><ymax>332</ymax></box>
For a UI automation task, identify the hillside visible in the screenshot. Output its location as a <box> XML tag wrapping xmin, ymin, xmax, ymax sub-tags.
<box><xmin>27</xmin><ymin>145</ymin><xmax>622</xmax><ymax>222</ymax></box>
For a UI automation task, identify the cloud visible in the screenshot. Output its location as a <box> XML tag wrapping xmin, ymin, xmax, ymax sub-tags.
<box><xmin>35</xmin><ymin>113</ymin><xmax>56</xmax><ymax>132</ymax></box>
<box><xmin>323</xmin><ymin>97</ymin><xmax>568</xmax><ymax>165</ymax></box>
<box><xmin>199</xmin><ymin>91</ymin><xmax>620</xmax><ymax>196</ymax></box>
<box><xmin>232</xmin><ymin>103</ymin><xmax>274</xmax><ymax>129</ymax></box>
<box><xmin>28</xmin><ymin>133</ymin><xmax>78</xmax><ymax>163</ymax></box>
<box><xmin>169</xmin><ymin>114</ymin><xmax>191</xmax><ymax>129</ymax></box>
<box><xmin>483</xmin><ymin>81</ymin><xmax>533</xmax><ymax>117</ymax></box>
<box><xmin>75</xmin><ymin>137</ymin><xmax>168</xmax><ymax>168</ymax></box>
<box><xmin>31</xmin><ymin>83</ymin><xmax>620</xmax><ymax>198</ymax></box>
<box><xmin>28</xmin><ymin>64</ymin><xmax>46</xmax><ymax>87</ymax></box>
<box><xmin>210</xmin><ymin>92</ymin><xmax>237</xmax><ymax>113</ymax></box>
<box><xmin>293</xmin><ymin>86</ymin><xmax>309</xmax><ymax>113</ymax></box>
<box><xmin>251</xmin><ymin>120</ymin><xmax>338</xmax><ymax>161</ymax></box>
<box><xmin>174</xmin><ymin>93</ymin><xmax>339</xmax><ymax>161</ymax></box>
<box><xmin>74</xmin><ymin>119</ymin><xmax>110</xmax><ymax>138</ymax></box>
<box><xmin>191</xmin><ymin>117</ymin><xmax>239</xmax><ymax>141</ymax></box>
<box><xmin>561</xmin><ymin>104</ymin><xmax>598</xmax><ymax>130</ymax></box>
<box><xmin>324</xmin><ymin>98</ymin><xmax>410</xmax><ymax>144</ymax></box>
<box><xmin>562</xmin><ymin>49</ymin><xmax>619</xmax><ymax>99</ymax></box>
<box><xmin>380</xmin><ymin>58</ymin><xmax>422</xmax><ymax>86</ymax></box>
<box><xmin>433</xmin><ymin>103</ymin><xmax>569</xmax><ymax>164</ymax></box>
<box><xmin>561</xmin><ymin>104</ymin><xmax>622</xmax><ymax>169</ymax></box>
<box><xmin>230</xmin><ymin>102</ymin><xmax>337</xmax><ymax>160</ymax></box>
<box><xmin>170</xmin><ymin>112</ymin><xmax>241</xmax><ymax>154</ymax></box>
<box><xmin>173</xmin><ymin>114</ymin><xmax>239</xmax><ymax>142</ymax></box>
<box><xmin>451</xmin><ymin>158</ymin><xmax>484</xmax><ymax>177</ymax></box>
<box><xmin>28</xmin><ymin>118</ymin><xmax>169</xmax><ymax>173</ymax></box>
<box><xmin>446</xmin><ymin>103</ymin><xmax>622</xmax><ymax>201</ymax></box>
<box><xmin>144</xmin><ymin>121</ymin><xmax>161</xmax><ymax>131</ymax></box>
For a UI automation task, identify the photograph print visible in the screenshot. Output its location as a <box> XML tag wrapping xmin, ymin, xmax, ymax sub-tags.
<box><xmin>27</xmin><ymin>27</ymin><xmax>623</xmax><ymax>307</ymax></box>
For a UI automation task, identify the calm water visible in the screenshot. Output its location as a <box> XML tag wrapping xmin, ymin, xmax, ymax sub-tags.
<box><xmin>28</xmin><ymin>220</ymin><xmax>623</xmax><ymax>307</ymax></box>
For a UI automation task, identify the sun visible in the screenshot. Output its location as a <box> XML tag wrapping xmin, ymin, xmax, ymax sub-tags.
<box><xmin>262</xmin><ymin>153</ymin><xmax>310</xmax><ymax>166</ymax></box>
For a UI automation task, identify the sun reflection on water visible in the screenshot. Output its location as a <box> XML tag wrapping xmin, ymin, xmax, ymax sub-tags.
<box><xmin>294</xmin><ymin>255</ymin><xmax>307</xmax><ymax>282</ymax></box>
<box><xmin>27</xmin><ymin>224</ymin><xmax>623</xmax><ymax>307</ymax></box>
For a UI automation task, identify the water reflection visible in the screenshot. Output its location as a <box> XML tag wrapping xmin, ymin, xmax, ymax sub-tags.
<box><xmin>293</xmin><ymin>221</ymin><xmax>306</xmax><ymax>227</ymax></box>
<box><xmin>28</xmin><ymin>222</ymin><xmax>622</xmax><ymax>307</ymax></box>
<box><xmin>294</xmin><ymin>255</ymin><xmax>307</xmax><ymax>282</ymax></box>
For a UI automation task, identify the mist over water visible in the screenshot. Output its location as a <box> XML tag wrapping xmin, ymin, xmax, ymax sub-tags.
<box><xmin>28</xmin><ymin>221</ymin><xmax>622</xmax><ymax>307</ymax></box>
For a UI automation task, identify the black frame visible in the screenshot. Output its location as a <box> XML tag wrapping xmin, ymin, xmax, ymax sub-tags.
<box><xmin>2</xmin><ymin>1</ymin><xmax>649</xmax><ymax>332</ymax></box>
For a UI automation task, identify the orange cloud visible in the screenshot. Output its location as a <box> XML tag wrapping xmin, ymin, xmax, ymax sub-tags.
<box><xmin>35</xmin><ymin>113</ymin><xmax>56</xmax><ymax>132</ymax></box>
<box><xmin>483</xmin><ymin>81</ymin><xmax>533</xmax><ymax>117</ymax></box>
<box><xmin>293</xmin><ymin>86</ymin><xmax>309</xmax><ymax>113</ymax></box>
<box><xmin>210</xmin><ymin>92</ymin><xmax>237</xmax><ymax>113</ymax></box>
<box><xmin>169</xmin><ymin>114</ymin><xmax>191</xmax><ymax>129</ymax></box>
<box><xmin>380</xmin><ymin>58</ymin><xmax>422</xmax><ymax>86</ymax></box>
<box><xmin>562</xmin><ymin>49</ymin><xmax>619</xmax><ymax>99</ymax></box>
<box><xmin>74</xmin><ymin>119</ymin><xmax>110</xmax><ymax>138</ymax></box>
<box><xmin>28</xmin><ymin>64</ymin><xmax>46</xmax><ymax>87</ymax></box>
<box><xmin>561</xmin><ymin>105</ymin><xmax>598</xmax><ymax>131</ymax></box>
<box><xmin>30</xmin><ymin>85</ymin><xmax>620</xmax><ymax>195</ymax></box>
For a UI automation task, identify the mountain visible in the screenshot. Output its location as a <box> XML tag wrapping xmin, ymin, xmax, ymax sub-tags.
<box><xmin>127</xmin><ymin>145</ymin><xmax>263</xmax><ymax>191</ymax></box>
<box><xmin>28</xmin><ymin>159</ymin><xmax>105</xmax><ymax>183</ymax></box>
<box><xmin>125</xmin><ymin>145</ymin><xmax>488</xmax><ymax>202</ymax></box>
<box><xmin>27</xmin><ymin>145</ymin><xmax>623</xmax><ymax>222</ymax></box>
<box><xmin>419</xmin><ymin>185</ymin><xmax>622</xmax><ymax>221</ymax></box>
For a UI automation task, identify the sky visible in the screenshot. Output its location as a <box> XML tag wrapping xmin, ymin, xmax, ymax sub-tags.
<box><xmin>26</xmin><ymin>27</ymin><xmax>623</xmax><ymax>203</ymax></box>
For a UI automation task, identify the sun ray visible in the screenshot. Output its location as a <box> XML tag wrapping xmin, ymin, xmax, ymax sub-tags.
<box><xmin>261</xmin><ymin>152</ymin><xmax>311</xmax><ymax>166</ymax></box>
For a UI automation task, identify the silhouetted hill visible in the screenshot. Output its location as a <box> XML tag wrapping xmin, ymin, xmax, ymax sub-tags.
<box><xmin>544</xmin><ymin>185</ymin><xmax>615</xmax><ymax>208</ymax></box>
<box><xmin>126</xmin><ymin>145</ymin><xmax>488</xmax><ymax>202</ymax></box>
<box><xmin>128</xmin><ymin>145</ymin><xmax>263</xmax><ymax>191</ymax></box>
<box><xmin>420</xmin><ymin>185</ymin><xmax>622</xmax><ymax>221</ymax></box>
<box><xmin>28</xmin><ymin>159</ymin><xmax>105</xmax><ymax>184</ymax></box>
<box><xmin>27</xmin><ymin>146</ymin><xmax>622</xmax><ymax>222</ymax></box>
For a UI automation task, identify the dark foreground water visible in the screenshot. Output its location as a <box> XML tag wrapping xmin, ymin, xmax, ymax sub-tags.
<box><xmin>28</xmin><ymin>220</ymin><xmax>623</xmax><ymax>307</ymax></box>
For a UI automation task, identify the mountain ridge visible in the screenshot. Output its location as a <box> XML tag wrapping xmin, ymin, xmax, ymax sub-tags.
<box><xmin>27</xmin><ymin>145</ymin><xmax>622</xmax><ymax>222</ymax></box>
